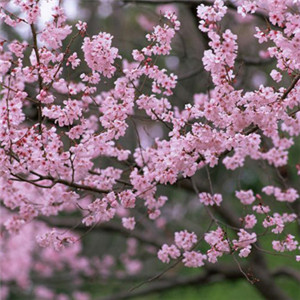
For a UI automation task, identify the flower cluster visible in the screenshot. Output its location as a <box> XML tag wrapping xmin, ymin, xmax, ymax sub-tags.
<box><xmin>205</xmin><ymin>227</ymin><xmax>230</xmax><ymax>263</ymax></box>
<box><xmin>272</xmin><ymin>235</ymin><xmax>299</xmax><ymax>252</ymax></box>
<box><xmin>82</xmin><ymin>32</ymin><xmax>119</xmax><ymax>77</ymax></box>
<box><xmin>82</xmin><ymin>192</ymin><xmax>118</xmax><ymax>226</ymax></box>
<box><xmin>197</xmin><ymin>0</ymin><xmax>227</xmax><ymax>32</ymax></box>
<box><xmin>262</xmin><ymin>186</ymin><xmax>299</xmax><ymax>203</ymax></box>
<box><xmin>144</xmin><ymin>11</ymin><xmax>180</xmax><ymax>56</ymax></box>
<box><xmin>36</xmin><ymin>229</ymin><xmax>77</xmax><ymax>252</ymax></box>
<box><xmin>158</xmin><ymin>230</ymin><xmax>206</xmax><ymax>267</ymax></box>
<box><xmin>232</xmin><ymin>229</ymin><xmax>257</xmax><ymax>258</ymax></box>
<box><xmin>199</xmin><ymin>192</ymin><xmax>223</xmax><ymax>206</ymax></box>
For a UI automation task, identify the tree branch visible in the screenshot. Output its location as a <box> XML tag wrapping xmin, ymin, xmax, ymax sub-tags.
<box><xmin>272</xmin><ymin>267</ymin><xmax>300</xmax><ymax>283</ymax></box>
<box><xmin>98</xmin><ymin>267</ymin><xmax>243</xmax><ymax>300</ymax></box>
<box><xmin>281</xmin><ymin>74</ymin><xmax>300</xmax><ymax>101</ymax></box>
<box><xmin>30</xmin><ymin>24</ymin><xmax>43</xmax><ymax>134</ymax></box>
<box><xmin>122</xmin><ymin>0</ymin><xmax>269</xmax><ymax>23</ymax></box>
<box><xmin>10</xmin><ymin>172</ymin><xmax>110</xmax><ymax>194</ymax></box>
<box><xmin>39</xmin><ymin>216</ymin><xmax>163</xmax><ymax>247</ymax></box>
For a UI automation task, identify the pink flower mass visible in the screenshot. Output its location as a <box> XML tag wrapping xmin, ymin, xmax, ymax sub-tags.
<box><xmin>0</xmin><ymin>0</ymin><xmax>299</xmax><ymax>299</ymax></box>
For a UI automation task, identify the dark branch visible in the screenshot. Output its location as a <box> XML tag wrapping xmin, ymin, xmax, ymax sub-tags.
<box><xmin>39</xmin><ymin>216</ymin><xmax>163</xmax><ymax>247</ymax></box>
<box><xmin>281</xmin><ymin>74</ymin><xmax>300</xmax><ymax>100</ymax></box>
<box><xmin>98</xmin><ymin>267</ymin><xmax>243</xmax><ymax>300</ymax></box>
<box><xmin>121</xmin><ymin>0</ymin><xmax>269</xmax><ymax>23</ymax></box>
<box><xmin>273</xmin><ymin>267</ymin><xmax>300</xmax><ymax>283</ymax></box>
<box><xmin>11</xmin><ymin>172</ymin><xmax>110</xmax><ymax>194</ymax></box>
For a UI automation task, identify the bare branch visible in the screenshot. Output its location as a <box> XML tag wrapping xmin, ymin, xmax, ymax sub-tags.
<box><xmin>121</xmin><ymin>0</ymin><xmax>269</xmax><ymax>23</ymax></box>
<box><xmin>39</xmin><ymin>216</ymin><xmax>163</xmax><ymax>247</ymax></box>
<box><xmin>10</xmin><ymin>172</ymin><xmax>110</xmax><ymax>194</ymax></box>
<box><xmin>273</xmin><ymin>267</ymin><xmax>300</xmax><ymax>283</ymax></box>
<box><xmin>98</xmin><ymin>267</ymin><xmax>243</xmax><ymax>300</ymax></box>
<box><xmin>30</xmin><ymin>24</ymin><xmax>43</xmax><ymax>134</ymax></box>
<box><xmin>281</xmin><ymin>74</ymin><xmax>300</xmax><ymax>100</ymax></box>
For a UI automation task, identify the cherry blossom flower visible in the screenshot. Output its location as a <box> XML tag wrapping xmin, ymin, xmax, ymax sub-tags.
<box><xmin>199</xmin><ymin>192</ymin><xmax>223</xmax><ymax>206</ymax></box>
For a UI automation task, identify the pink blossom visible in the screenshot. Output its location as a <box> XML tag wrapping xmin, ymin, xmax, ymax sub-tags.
<box><xmin>233</xmin><ymin>229</ymin><xmax>257</xmax><ymax>257</ymax></box>
<box><xmin>270</xmin><ymin>69</ymin><xmax>282</xmax><ymax>82</ymax></box>
<box><xmin>182</xmin><ymin>251</ymin><xmax>207</xmax><ymax>267</ymax></box>
<box><xmin>157</xmin><ymin>244</ymin><xmax>180</xmax><ymax>263</ymax></box>
<box><xmin>37</xmin><ymin>89</ymin><xmax>55</xmax><ymax>104</ymax></box>
<box><xmin>76</xmin><ymin>21</ymin><xmax>87</xmax><ymax>34</ymax></box>
<box><xmin>4</xmin><ymin>216</ymin><xmax>25</xmax><ymax>234</ymax></box>
<box><xmin>132</xmin><ymin>49</ymin><xmax>145</xmax><ymax>62</ymax></box>
<box><xmin>36</xmin><ymin>229</ymin><xmax>77</xmax><ymax>252</ymax></box>
<box><xmin>82</xmin><ymin>32</ymin><xmax>119</xmax><ymax>77</ymax></box>
<box><xmin>119</xmin><ymin>190</ymin><xmax>136</xmax><ymax>208</ymax></box>
<box><xmin>272</xmin><ymin>235</ymin><xmax>299</xmax><ymax>252</ymax></box>
<box><xmin>67</xmin><ymin>52</ymin><xmax>80</xmax><ymax>69</ymax></box>
<box><xmin>244</xmin><ymin>214</ymin><xmax>257</xmax><ymax>229</ymax></box>
<box><xmin>8</xmin><ymin>40</ymin><xmax>28</xmax><ymax>58</ymax></box>
<box><xmin>252</xmin><ymin>204</ymin><xmax>271</xmax><ymax>214</ymax></box>
<box><xmin>199</xmin><ymin>192</ymin><xmax>223</xmax><ymax>206</ymax></box>
<box><xmin>237</xmin><ymin>1</ymin><xmax>257</xmax><ymax>17</ymax></box>
<box><xmin>262</xmin><ymin>186</ymin><xmax>299</xmax><ymax>202</ymax></box>
<box><xmin>235</xmin><ymin>190</ymin><xmax>256</xmax><ymax>205</ymax></box>
<box><xmin>40</xmin><ymin>12</ymin><xmax>72</xmax><ymax>50</ymax></box>
<box><xmin>122</xmin><ymin>217</ymin><xmax>136</xmax><ymax>230</ymax></box>
<box><xmin>174</xmin><ymin>230</ymin><xmax>198</xmax><ymax>251</ymax></box>
<box><xmin>205</xmin><ymin>227</ymin><xmax>230</xmax><ymax>263</ymax></box>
